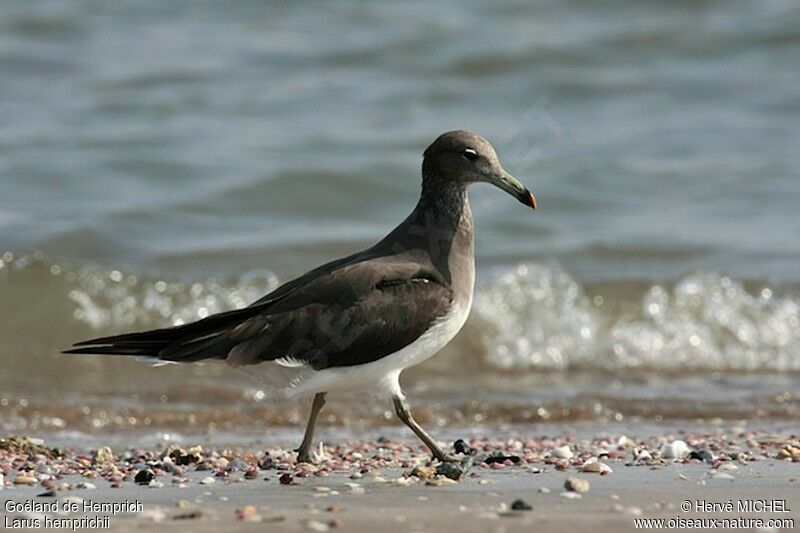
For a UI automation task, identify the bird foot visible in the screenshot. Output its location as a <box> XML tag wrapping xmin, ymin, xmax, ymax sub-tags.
<box><xmin>435</xmin><ymin>455</ymin><xmax>474</xmax><ymax>481</ymax></box>
<box><xmin>296</xmin><ymin>453</ymin><xmax>315</xmax><ymax>465</ymax></box>
<box><xmin>295</xmin><ymin>447</ymin><xmax>316</xmax><ymax>465</ymax></box>
<box><xmin>296</xmin><ymin>441</ymin><xmax>327</xmax><ymax>465</ymax></box>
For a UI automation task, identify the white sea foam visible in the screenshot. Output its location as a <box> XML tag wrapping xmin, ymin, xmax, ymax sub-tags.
<box><xmin>472</xmin><ymin>264</ymin><xmax>800</xmax><ymax>372</ymax></box>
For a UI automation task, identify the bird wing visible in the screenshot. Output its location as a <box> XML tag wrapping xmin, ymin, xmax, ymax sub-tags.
<box><xmin>65</xmin><ymin>256</ymin><xmax>454</xmax><ymax>370</ymax></box>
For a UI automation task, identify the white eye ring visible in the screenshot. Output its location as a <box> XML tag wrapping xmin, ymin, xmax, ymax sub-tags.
<box><xmin>463</xmin><ymin>148</ymin><xmax>478</xmax><ymax>161</ymax></box>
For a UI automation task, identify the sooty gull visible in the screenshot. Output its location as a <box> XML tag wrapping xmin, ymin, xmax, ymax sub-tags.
<box><xmin>66</xmin><ymin>130</ymin><xmax>537</xmax><ymax>463</ymax></box>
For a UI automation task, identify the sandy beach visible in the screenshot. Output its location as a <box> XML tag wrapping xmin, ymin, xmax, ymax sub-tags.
<box><xmin>2</xmin><ymin>423</ymin><xmax>798</xmax><ymax>532</ymax></box>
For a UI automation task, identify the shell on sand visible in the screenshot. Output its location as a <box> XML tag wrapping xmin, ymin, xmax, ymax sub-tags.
<box><xmin>660</xmin><ymin>440</ymin><xmax>690</xmax><ymax>459</ymax></box>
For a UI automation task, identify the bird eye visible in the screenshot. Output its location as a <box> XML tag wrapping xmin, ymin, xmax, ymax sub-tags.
<box><xmin>463</xmin><ymin>148</ymin><xmax>479</xmax><ymax>161</ymax></box>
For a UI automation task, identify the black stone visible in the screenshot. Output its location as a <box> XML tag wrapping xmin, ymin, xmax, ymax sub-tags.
<box><xmin>134</xmin><ymin>469</ymin><xmax>154</xmax><ymax>485</ymax></box>
<box><xmin>436</xmin><ymin>461</ymin><xmax>466</xmax><ymax>481</ymax></box>
<box><xmin>175</xmin><ymin>455</ymin><xmax>193</xmax><ymax>465</ymax></box>
<box><xmin>689</xmin><ymin>450</ymin><xmax>714</xmax><ymax>463</ymax></box>
<box><xmin>173</xmin><ymin>451</ymin><xmax>202</xmax><ymax>465</ymax></box>
<box><xmin>511</xmin><ymin>499</ymin><xmax>533</xmax><ymax>511</ymax></box>
<box><xmin>484</xmin><ymin>455</ymin><xmax>521</xmax><ymax>465</ymax></box>
<box><xmin>454</xmin><ymin>439</ymin><xmax>475</xmax><ymax>455</ymax></box>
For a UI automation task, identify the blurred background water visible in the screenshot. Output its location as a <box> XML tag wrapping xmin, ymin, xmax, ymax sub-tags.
<box><xmin>1</xmin><ymin>0</ymin><xmax>799</xmax><ymax>441</ymax></box>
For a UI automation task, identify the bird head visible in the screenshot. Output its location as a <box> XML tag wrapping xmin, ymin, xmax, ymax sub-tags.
<box><xmin>422</xmin><ymin>130</ymin><xmax>536</xmax><ymax>209</ymax></box>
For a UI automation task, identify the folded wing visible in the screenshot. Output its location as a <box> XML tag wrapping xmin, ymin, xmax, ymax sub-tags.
<box><xmin>65</xmin><ymin>258</ymin><xmax>452</xmax><ymax>370</ymax></box>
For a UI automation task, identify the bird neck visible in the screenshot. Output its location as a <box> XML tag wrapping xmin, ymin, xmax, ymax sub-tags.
<box><xmin>392</xmin><ymin>173</ymin><xmax>473</xmax><ymax>268</ymax></box>
<box><xmin>375</xmin><ymin>173</ymin><xmax>474</xmax><ymax>287</ymax></box>
<box><xmin>415</xmin><ymin>173</ymin><xmax>470</xmax><ymax>228</ymax></box>
<box><xmin>378</xmin><ymin>172</ymin><xmax>474</xmax><ymax>259</ymax></box>
<box><xmin>409</xmin><ymin>173</ymin><xmax>474</xmax><ymax>286</ymax></box>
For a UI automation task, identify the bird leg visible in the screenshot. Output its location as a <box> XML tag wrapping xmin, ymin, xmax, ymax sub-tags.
<box><xmin>393</xmin><ymin>396</ymin><xmax>458</xmax><ymax>463</ymax></box>
<box><xmin>296</xmin><ymin>392</ymin><xmax>327</xmax><ymax>463</ymax></box>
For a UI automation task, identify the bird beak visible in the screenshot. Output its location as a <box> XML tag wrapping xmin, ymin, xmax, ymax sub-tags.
<box><xmin>490</xmin><ymin>169</ymin><xmax>537</xmax><ymax>210</ymax></box>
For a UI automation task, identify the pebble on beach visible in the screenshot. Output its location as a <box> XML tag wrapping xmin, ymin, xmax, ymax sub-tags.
<box><xmin>777</xmin><ymin>445</ymin><xmax>800</xmax><ymax>460</ymax></box>
<box><xmin>410</xmin><ymin>465</ymin><xmax>436</xmax><ymax>480</ymax></box>
<box><xmin>134</xmin><ymin>469</ymin><xmax>155</xmax><ymax>485</ymax></box>
<box><xmin>92</xmin><ymin>446</ymin><xmax>114</xmax><ymax>466</ymax></box>
<box><xmin>553</xmin><ymin>445</ymin><xmax>574</xmax><ymax>459</ymax></box>
<box><xmin>13</xmin><ymin>473</ymin><xmax>37</xmax><ymax>485</ymax></box>
<box><xmin>510</xmin><ymin>499</ymin><xmax>533</xmax><ymax>511</ymax></box>
<box><xmin>581</xmin><ymin>461</ymin><xmax>613</xmax><ymax>475</ymax></box>
<box><xmin>453</xmin><ymin>439</ymin><xmax>475</xmax><ymax>455</ymax></box>
<box><xmin>305</xmin><ymin>519</ymin><xmax>330</xmax><ymax>532</ymax></box>
<box><xmin>436</xmin><ymin>461</ymin><xmax>468</xmax><ymax>481</ymax></box>
<box><xmin>689</xmin><ymin>450</ymin><xmax>714</xmax><ymax>463</ymax></box>
<box><xmin>236</xmin><ymin>504</ymin><xmax>260</xmax><ymax>521</ymax></box>
<box><xmin>484</xmin><ymin>454</ymin><xmax>520</xmax><ymax>465</ymax></box>
<box><xmin>564</xmin><ymin>477</ymin><xmax>590</xmax><ymax>493</ymax></box>
<box><xmin>660</xmin><ymin>440</ymin><xmax>690</xmax><ymax>460</ymax></box>
<box><xmin>633</xmin><ymin>448</ymin><xmax>652</xmax><ymax>462</ymax></box>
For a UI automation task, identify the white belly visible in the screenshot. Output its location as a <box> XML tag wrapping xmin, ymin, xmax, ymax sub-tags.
<box><xmin>281</xmin><ymin>299</ymin><xmax>472</xmax><ymax>400</ymax></box>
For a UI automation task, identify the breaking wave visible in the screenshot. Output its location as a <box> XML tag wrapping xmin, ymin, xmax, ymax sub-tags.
<box><xmin>472</xmin><ymin>264</ymin><xmax>800</xmax><ymax>373</ymax></box>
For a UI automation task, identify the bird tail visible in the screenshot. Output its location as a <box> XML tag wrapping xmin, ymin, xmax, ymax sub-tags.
<box><xmin>63</xmin><ymin>306</ymin><xmax>259</xmax><ymax>363</ymax></box>
<box><xmin>63</xmin><ymin>327</ymin><xmax>183</xmax><ymax>357</ymax></box>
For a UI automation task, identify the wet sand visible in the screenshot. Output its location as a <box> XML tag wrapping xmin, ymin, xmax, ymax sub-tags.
<box><xmin>2</xmin><ymin>424</ymin><xmax>798</xmax><ymax>531</ymax></box>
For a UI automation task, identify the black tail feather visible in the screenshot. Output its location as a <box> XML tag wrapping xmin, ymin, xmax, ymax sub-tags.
<box><xmin>62</xmin><ymin>345</ymin><xmax>167</xmax><ymax>356</ymax></box>
<box><xmin>63</xmin><ymin>306</ymin><xmax>261</xmax><ymax>361</ymax></box>
<box><xmin>71</xmin><ymin>329</ymin><xmax>182</xmax><ymax>347</ymax></box>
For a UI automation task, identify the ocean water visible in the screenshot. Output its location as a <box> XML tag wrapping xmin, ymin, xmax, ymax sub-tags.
<box><xmin>1</xmin><ymin>0</ymin><xmax>799</xmax><ymax>439</ymax></box>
